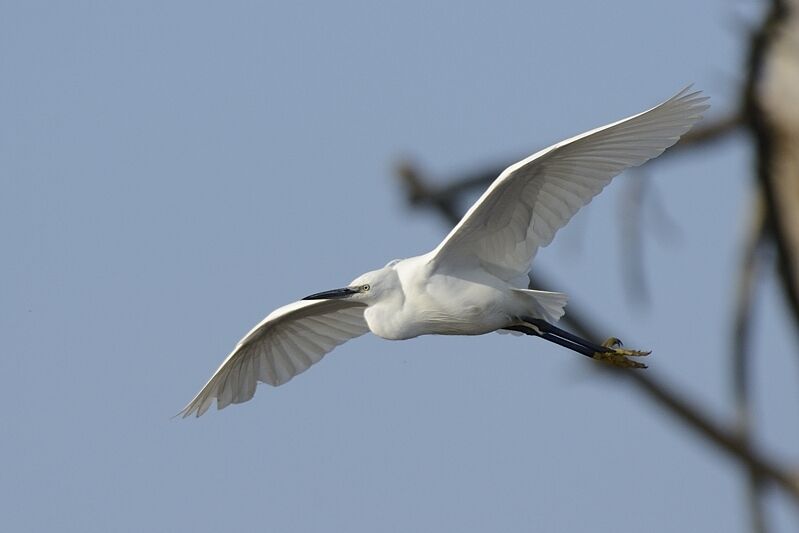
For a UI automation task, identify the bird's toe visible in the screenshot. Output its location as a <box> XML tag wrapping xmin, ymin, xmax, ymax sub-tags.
<box><xmin>601</xmin><ymin>337</ymin><xmax>624</xmax><ymax>349</ymax></box>
<box><xmin>593</xmin><ymin>350</ymin><xmax>649</xmax><ymax>369</ymax></box>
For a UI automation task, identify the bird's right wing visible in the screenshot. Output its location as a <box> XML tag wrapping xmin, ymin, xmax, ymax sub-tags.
<box><xmin>429</xmin><ymin>87</ymin><xmax>709</xmax><ymax>281</ymax></box>
<box><xmin>180</xmin><ymin>299</ymin><xmax>369</xmax><ymax>417</ymax></box>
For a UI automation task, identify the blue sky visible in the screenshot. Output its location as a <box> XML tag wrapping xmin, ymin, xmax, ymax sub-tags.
<box><xmin>3</xmin><ymin>1</ymin><xmax>797</xmax><ymax>532</ymax></box>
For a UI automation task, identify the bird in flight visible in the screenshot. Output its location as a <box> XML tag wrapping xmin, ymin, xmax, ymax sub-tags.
<box><xmin>180</xmin><ymin>87</ymin><xmax>709</xmax><ymax>417</ymax></box>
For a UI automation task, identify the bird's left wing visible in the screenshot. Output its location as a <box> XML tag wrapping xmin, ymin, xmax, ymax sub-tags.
<box><xmin>429</xmin><ymin>87</ymin><xmax>709</xmax><ymax>280</ymax></box>
<box><xmin>179</xmin><ymin>299</ymin><xmax>369</xmax><ymax>417</ymax></box>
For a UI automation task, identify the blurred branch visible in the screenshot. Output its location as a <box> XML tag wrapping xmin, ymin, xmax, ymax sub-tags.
<box><xmin>396</xmin><ymin>164</ymin><xmax>799</xmax><ymax>505</ymax></box>
<box><xmin>619</xmin><ymin>173</ymin><xmax>651</xmax><ymax>306</ymax></box>
<box><xmin>732</xmin><ymin>190</ymin><xmax>768</xmax><ymax>533</ymax></box>
<box><xmin>743</xmin><ymin>0</ymin><xmax>799</xmax><ymax>341</ymax></box>
<box><xmin>654</xmin><ymin>112</ymin><xmax>744</xmax><ymax>160</ymax></box>
<box><xmin>735</xmin><ymin>1</ymin><xmax>799</xmax><ymax>529</ymax></box>
<box><xmin>396</xmin><ymin>7</ymin><xmax>799</xmax><ymax>515</ymax></box>
<box><xmin>619</xmin><ymin>172</ymin><xmax>689</xmax><ymax>307</ymax></box>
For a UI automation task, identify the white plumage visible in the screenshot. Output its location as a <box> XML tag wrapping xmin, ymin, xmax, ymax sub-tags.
<box><xmin>432</xmin><ymin>87</ymin><xmax>707</xmax><ymax>279</ymax></box>
<box><xmin>183</xmin><ymin>300</ymin><xmax>369</xmax><ymax>416</ymax></box>
<box><xmin>180</xmin><ymin>87</ymin><xmax>709</xmax><ymax>417</ymax></box>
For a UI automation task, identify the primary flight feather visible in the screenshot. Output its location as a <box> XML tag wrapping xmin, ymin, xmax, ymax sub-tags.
<box><xmin>180</xmin><ymin>86</ymin><xmax>709</xmax><ymax>417</ymax></box>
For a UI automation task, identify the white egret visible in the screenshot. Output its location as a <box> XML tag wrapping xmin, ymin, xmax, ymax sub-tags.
<box><xmin>180</xmin><ymin>87</ymin><xmax>709</xmax><ymax>417</ymax></box>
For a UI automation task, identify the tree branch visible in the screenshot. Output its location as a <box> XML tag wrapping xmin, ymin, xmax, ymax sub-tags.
<box><xmin>743</xmin><ymin>0</ymin><xmax>799</xmax><ymax>340</ymax></box>
<box><xmin>396</xmin><ymin>165</ymin><xmax>799</xmax><ymax>505</ymax></box>
<box><xmin>732</xmin><ymin>188</ymin><xmax>768</xmax><ymax>533</ymax></box>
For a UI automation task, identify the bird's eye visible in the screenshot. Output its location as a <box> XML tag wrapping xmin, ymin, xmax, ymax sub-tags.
<box><xmin>361</xmin><ymin>284</ymin><xmax>370</xmax><ymax>292</ymax></box>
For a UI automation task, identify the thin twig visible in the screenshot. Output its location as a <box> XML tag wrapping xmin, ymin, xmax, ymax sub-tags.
<box><xmin>732</xmin><ymin>189</ymin><xmax>768</xmax><ymax>533</ymax></box>
<box><xmin>652</xmin><ymin>112</ymin><xmax>744</xmax><ymax>161</ymax></box>
<box><xmin>619</xmin><ymin>173</ymin><xmax>650</xmax><ymax>306</ymax></box>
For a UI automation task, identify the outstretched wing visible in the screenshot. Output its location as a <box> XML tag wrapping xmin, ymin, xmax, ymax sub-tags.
<box><xmin>429</xmin><ymin>87</ymin><xmax>709</xmax><ymax>280</ymax></box>
<box><xmin>180</xmin><ymin>299</ymin><xmax>369</xmax><ymax>417</ymax></box>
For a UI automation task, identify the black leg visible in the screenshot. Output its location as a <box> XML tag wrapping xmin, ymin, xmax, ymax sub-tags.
<box><xmin>504</xmin><ymin>325</ymin><xmax>598</xmax><ymax>358</ymax></box>
<box><xmin>505</xmin><ymin>319</ymin><xmax>650</xmax><ymax>369</ymax></box>
<box><xmin>520</xmin><ymin>318</ymin><xmax>614</xmax><ymax>354</ymax></box>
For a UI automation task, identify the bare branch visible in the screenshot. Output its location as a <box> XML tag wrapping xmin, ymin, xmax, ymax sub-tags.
<box><xmin>397</xmin><ymin>160</ymin><xmax>463</xmax><ymax>224</ymax></box>
<box><xmin>396</xmin><ymin>164</ymin><xmax>799</xmax><ymax>505</ymax></box>
<box><xmin>732</xmin><ymin>189</ymin><xmax>769</xmax><ymax>533</ymax></box>
<box><xmin>743</xmin><ymin>0</ymin><xmax>799</xmax><ymax>338</ymax></box>
<box><xmin>396</xmin><ymin>9</ymin><xmax>799</xmax><ymax>510</ymax></box>
<box><xmin>619</xmin><ymin>174</ymin><xmax>651</xmax><ymax>306</ymax></box>
<box><xmin>653</xmin><ymin>112</ymin><xmax>743</xmax><ymax>161</ymax></box>
<box><xmin>621</xmin><ymin>370</ymin><xmax>799</xmax><ymax>503</ymax></box>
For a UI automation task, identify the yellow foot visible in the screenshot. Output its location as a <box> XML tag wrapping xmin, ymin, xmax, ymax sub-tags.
<box><xmin>594</xmin><ymin>337</ymin><xmax>651</xmax><ymax>369</ymax></box>
<box><xmin>601</xmin><ymin>337</ymin><xmax>651</xmax><ymax>356</ymax></box>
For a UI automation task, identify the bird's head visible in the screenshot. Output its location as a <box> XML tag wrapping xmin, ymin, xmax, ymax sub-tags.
<box><xmin>302</xmin><ymin>265</ymin><xmax>398</xmax><ymax>305</ymax></box>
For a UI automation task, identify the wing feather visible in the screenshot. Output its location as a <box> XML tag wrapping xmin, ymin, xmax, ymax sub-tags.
<box><xmin>179</xmin><ymin>299</ymin><xmax>369</xmax><ymax>417</ymax></box>
<box><xmin>430</xmin><ymin>87</ymin><xmax>709</xmax><ymax>280</ymax></box>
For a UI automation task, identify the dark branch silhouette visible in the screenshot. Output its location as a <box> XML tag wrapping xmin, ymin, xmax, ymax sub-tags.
<box><xmin>397</xmin><ymin>165</ymin><xmax>799</xmax><ymax>506</ymax></box>
<box><xmin>743</xmin><ymin>0</ymin><xmax>799</xmax><ymax>341</ymax></box>
<box><xmin>395</xmin><ymin>8</ymin><xmax>799</xmax><ymax>525</ymax></box>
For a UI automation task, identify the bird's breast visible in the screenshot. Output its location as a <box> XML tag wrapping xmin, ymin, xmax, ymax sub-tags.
<box><xmin>364</xmin><ymin>278</ymin><xmax>512</xmax><ymax>340</ymax></box>
<box><xmin>364</xmin><ymin>304</ymin><xmax>418</xmax><ymax>340</ymax></box>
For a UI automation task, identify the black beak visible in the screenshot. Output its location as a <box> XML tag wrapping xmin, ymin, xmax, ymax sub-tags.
<box><xmin>302</xmin><ymin>287</ymin><xmax>359</xmax><ymax>300</ymax></box>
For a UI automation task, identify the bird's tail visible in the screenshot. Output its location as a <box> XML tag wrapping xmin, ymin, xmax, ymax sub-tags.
<box><xmin>512</xmin><ymin>289</ymin><xmax>568</xmax><ymax>323</ymax></box>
